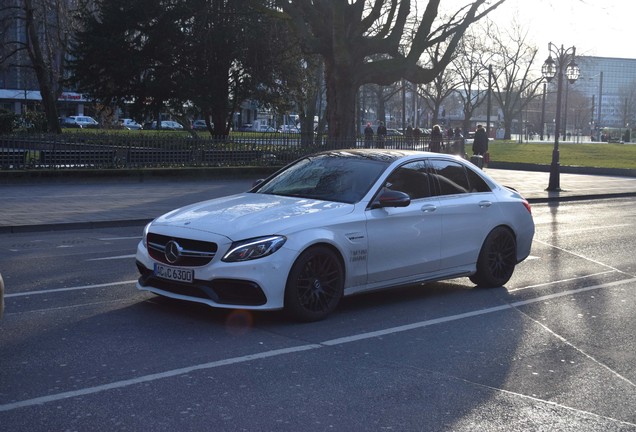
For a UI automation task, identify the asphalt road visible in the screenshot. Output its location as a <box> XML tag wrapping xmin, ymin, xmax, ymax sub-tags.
<box><xmin>1</xmin><ymin>198</ymin><xmax>635</xmax><ymax>431</ymax></box>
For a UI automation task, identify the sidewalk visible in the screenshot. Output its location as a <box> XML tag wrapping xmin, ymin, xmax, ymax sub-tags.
<box><xmin>2</xmin><ymin>168</ymin><xmax>636</xmax><ymax>233</ymax></box>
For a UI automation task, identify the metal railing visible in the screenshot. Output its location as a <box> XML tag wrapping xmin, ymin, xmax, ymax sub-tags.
<box><xmin>0</xmin><ymin>132</ymin><xmax>436</xmax><ymax>170</ymax></box>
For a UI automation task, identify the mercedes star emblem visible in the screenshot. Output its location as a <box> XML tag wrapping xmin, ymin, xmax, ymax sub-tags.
<box><xmin>165</xmin><ymin>240</ymin><xmax>182</xmax><ymax>264</ymax></box>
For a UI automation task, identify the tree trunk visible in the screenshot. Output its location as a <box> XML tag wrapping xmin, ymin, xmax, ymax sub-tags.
<box><xmin>503</xmin><ymin>121</ymin><xmax>512</xmax><ymax>140</ymax></box>
<box><xmin>324</xmin><ymin>59</ymin><xmax>358</xmax><ymax>148</ymax></box>
<box><xmin>376</xmin><ymin>87</ymin><xmax>386</xmax><ymax>129</ymax></box>
<box><xmin>211</xmin><ymin>107</ymin><xmax>229</xmax><ymax>139</ymax></box>
<box><xmin>24</xmin><ymin>0</ymin><xmax>61</xmax><ymax>134</ymax></box>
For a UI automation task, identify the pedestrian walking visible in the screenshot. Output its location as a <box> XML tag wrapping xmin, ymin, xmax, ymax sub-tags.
<box><xmin>364</xmin><ymin>122</ymin><xmax>374</xmax><ymax>148</ymax></box>
<box><xmin>413</xmin><ymin>126</ymin><xmax>422</xmax><ymax>148</ymax></box>
<box><xmin>405</xmin><ymin>125</ymin><xmax>413</xmax><ymax>148</ymax></box>
<box><xmin>472</xmin><ymin>124</ymin><xmax>489</xmax><ymax>156</ymax></box>
<box><xmin>453</xmin><ymin>127</ymin><xmax>464</xmax><ymax>156</ymax></box>
<box><xmin>376</xmin><ymin>121</ymin><xmax>387</xmax><ymax>148</ymax></box>
<box><xmin>429</xmin><ymin>124</ymin><xmax>443</xmax><ymax>153</ymax></box>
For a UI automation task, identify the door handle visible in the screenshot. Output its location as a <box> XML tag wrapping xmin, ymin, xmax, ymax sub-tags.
<box><xmin>421</xmin><ymin>204</ymin><xmax>437</xmax><ymax>213</ymax></box>
<box><xmin>479</xmin><ymin>200</ymin><xmax>492</xmax><ymax>208</ymax></box>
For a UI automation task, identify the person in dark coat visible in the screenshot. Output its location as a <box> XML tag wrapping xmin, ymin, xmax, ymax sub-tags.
<box><xmin>453</xmin><ymin>127</ymin><xmax>464</xmax><ymax>156</ymax></box>
<box><xmin>364</xmin><ymin>122</ymin><xmax>374</xmax><ymax>148</ymax></box>
<box><xmin>413</xmin><ymin>126</ymin><xmax>422</xmax><ymax>147</ymax></box>
<box><xmin>429</xmin><ymin>124</ymin><xmax>443</xmax><ymax>153</ymax></box>
<box><xmin>472</xmin><ymin>124</ymin><xmax>489</xmax><ymax>156</ymax></box>
<box><xmin>376</xmin><ymin>121</ymin><xmax>387</xmax><ymax>148</ymax></box>
<box><xmin>405</xmin><ymin>125</ymin><xmax>413</xmax><ymax>148</ymax></box>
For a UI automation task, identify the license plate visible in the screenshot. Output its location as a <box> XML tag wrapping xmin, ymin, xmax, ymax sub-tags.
<box><xmin>154</xmin><ymin>263</ymin><xmax>194</xmax><ymax>283</ymax></box>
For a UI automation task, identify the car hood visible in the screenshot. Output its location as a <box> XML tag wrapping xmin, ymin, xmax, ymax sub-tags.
<box><xmin>151</xmin><ymin>193</ymin><xmax>354</xmax><ymax>240</ymax></box>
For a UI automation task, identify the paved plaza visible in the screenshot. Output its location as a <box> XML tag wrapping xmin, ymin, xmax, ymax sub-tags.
<box><xmin>2</xmin><ymin>168</ymin><xmax>636</xmax><ymax>233</ymax></box>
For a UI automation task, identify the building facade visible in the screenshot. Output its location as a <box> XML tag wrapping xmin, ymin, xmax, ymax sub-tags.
<box><xmin>572</xmin><ymin>56</ymin><xmax>636</xmax><ymax>133</ymax></box>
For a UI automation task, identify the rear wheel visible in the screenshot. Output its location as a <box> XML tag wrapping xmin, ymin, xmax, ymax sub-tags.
<box><xmin>470</xmin><ymin>227</ymin><xmax>517</xmax><ymax>288</ymax></box>
<box><xmin>285</xmin><ymin>246</ymin><xmax>344</xmax><ymax>322</ymax></box>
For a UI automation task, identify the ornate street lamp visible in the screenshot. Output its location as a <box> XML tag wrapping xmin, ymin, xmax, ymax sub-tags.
<box><xmin>540</xmin><ymin>81</ymin><xmax>547</xmax><ymax>141</ymax></box>
<box><xmin>542</xmin><ymin>43</ymin><xmax>580</xmax><ymax>191</ymax></box>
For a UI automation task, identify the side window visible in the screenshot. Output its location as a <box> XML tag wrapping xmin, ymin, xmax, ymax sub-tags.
<box><xmin>465</xmin><ymin>167</ymin><xmax>492</xmax><ymax>193</ymax></box>
<box><xmin>385</xmin><ymin>161</ymin><xmax>432</xmax><ymax>200</ymax></box>
<box><xmin>428</xmin><ymin>159</ymin><xmax>470</xmax><ymax>196</ymax></box>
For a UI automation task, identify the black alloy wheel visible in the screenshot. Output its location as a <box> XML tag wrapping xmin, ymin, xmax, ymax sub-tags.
<box><xmin>470</xmin><ymin>226</ymin><xmax>517</xmax><ymax>288</ymax></box>
<box><xmin>285</xmin><ymin>246</ymin><xmax>344</xmax><ymax>322</ymax></box>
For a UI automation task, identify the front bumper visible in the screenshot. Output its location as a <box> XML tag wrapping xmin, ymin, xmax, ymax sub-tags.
<box><xmin>135</xmin><ymin>241</ymin><xmax>294</xmax><ymax>310</ymax></box>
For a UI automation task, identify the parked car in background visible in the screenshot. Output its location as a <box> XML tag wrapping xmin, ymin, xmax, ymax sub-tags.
<box><xmin>143</xmin><ymin>120</ymin><xmax>184</xmax><ymax>130</ymax></box>
<box><xmin>192</xmin><ymin>120</ymin><xmax>211</xmax><ymax>131</ymax></box>
<box><xmin>236</xmin><ymin>123</ymin><xmax>253</xmax><ymax>132</ymax></box>
<box><xmin>257</xmin><ymin>125</ymin><xmax>278</xmax><ymax>133</ymax></box>
<box><xmin>279</xmin><ymin>125</ymin><xmax>300</xmax><ymax>133</ymax></box>
<box><xmin>465</xmin><ymin>132</ymin><xmax>476</xmax><ymax>146</ymax></box>
<box><xmin>120</xmin><ymin>118</ymin><xmax>142</xmax><ymax>130</ymax></box>
<box><xmin>135</xmin><ymin>149</ymin><xmax>535</xmax><ymax>322</ymax></box>
<box><xmin>60</xmin><ymin>115</ymin><xmax>99</xmax><ymax>129</ymax></box>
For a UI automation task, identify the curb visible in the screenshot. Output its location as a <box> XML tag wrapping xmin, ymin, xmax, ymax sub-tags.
<box><xmin>0</xmin><ymin>219</ymin><xmax>152</xmax><ymax>234</ymax></box>
<box><xmin>0</xmin><ymin>166</ymin><xmax>280</xmax><ymax>184</ymax></box>
<box><xmin>2</xmin><ymin>163</ymin><xmax>636</xmax><ymax>185</ymax></box>
<box><xmin>2</xmin><ymin>192</ymin><xmax>636</xmax><ymax>234</ymax></box>
<box><xmin>488</xmin><ymin>161</ymin><xmax>636</xmax><ymax>178</ymax></box>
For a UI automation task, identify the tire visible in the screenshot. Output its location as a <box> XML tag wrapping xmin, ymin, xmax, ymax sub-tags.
<box><xmin>469</xmin><ymin>227</ymin><xmax>517</xmax><ymax>288</ymax></box>
<box><xmin>285</xmin><ymin>246</ymin><xmax>344</xmax><ymax>322</ymax></box>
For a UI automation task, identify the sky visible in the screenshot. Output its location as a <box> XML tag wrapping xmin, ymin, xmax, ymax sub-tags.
<box><xmin>485</xmin><ymin>0</ymin><xmax>634</xmax><ymax>59</ymax></box>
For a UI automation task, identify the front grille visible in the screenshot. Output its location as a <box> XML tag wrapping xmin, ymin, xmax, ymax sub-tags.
<box><xmin>137</xmin><ymin>262</ymin><xmax>267</xmax><ymax>306</ymax></box>
<box><xmin>147</xmin><ymin>232</ymin><xmax>217</xmax><ymax>266</ymax></box>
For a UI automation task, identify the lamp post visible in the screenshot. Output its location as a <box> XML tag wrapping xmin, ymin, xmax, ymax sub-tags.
<box><xmin>540</xmin><ymin>81</ymin><xmax>547</xmax><ymax>141</ymax></box>
<box><xmin>597</xmin><ymin>71</ymin><xmax>604</xmax><ymax>141</ymax></box>
<box><xmin>542</xmin><ymin>43</ymin><xmax>580</xmax><ymax>192</ymax></box>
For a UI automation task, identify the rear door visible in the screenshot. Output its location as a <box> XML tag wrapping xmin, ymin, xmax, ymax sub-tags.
<box><xmin>427</xmin><ymin>159</ymin><xmax>499</xmax><ymax>270</ymax></box>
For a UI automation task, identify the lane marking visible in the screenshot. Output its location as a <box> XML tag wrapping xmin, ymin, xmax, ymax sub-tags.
<box><xmin>4</xmin><ymin>281</ymin><xmax>137</xmax><ymax>298</ymax></box>
<box><xmin>517</xmin><ymin>309</ymin><xmax>636</xmax><ymax>388</ymax></box>
<box><xmin>1</xmin><ymin>277</ymin><xmax>634</xmax><ymax>412</ymax></box>
<box><xmin>85</xmin><ymin>254</ymin><xmax>136</xmax><ymax>261</ymax></box>
<box><xmin>507</xmin><ymin>270</ymin><xmax>617</xmax><ymax>292</ymax></box>
<box><xmin>533</xmin><ymin>223</ymin><xmax>631</xmax><ymax>233</ymax></box>
<box><xmin>534</xmin><ymin>238</ymin><xmax>627</xmax><ymax>274</ymax></box>
<box><xmin>453</xmin><ymin>375</ymin><xmax>636</xmax><ymax>428</ymax></box>
<box><xmin>0</xmin><ymin>345</ymin><xmax>322</xmax><ymax>412</ymax></box>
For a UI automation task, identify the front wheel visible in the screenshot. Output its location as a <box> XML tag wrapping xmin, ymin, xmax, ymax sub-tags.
<box><xmin>285</xmin><ymin>246</ymin><xmax>344</xmax><ymax>322</ymax></box>
<box><xmin>470</xmin><ymin>227</ymin><xmax>517</xmax><ymax>288</ymax></box>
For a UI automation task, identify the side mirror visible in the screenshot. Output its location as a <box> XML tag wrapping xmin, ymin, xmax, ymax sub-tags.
<box><xmin>371</xmin><ymin>188</ymin><xmax>411</xmax><ymax>209</ymax></box>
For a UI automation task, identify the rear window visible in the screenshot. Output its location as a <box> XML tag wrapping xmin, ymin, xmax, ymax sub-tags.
<box><xmin>428</xmin><ymin>159</ymin><xmax>492</xmax><ymax>195</ymax></box>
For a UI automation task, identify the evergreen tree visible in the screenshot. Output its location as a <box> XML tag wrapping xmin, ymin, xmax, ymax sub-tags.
<box><xmin>69</xmin><ymin>0</ymin><xmax>304</xmax><ymax>136</ymax></box>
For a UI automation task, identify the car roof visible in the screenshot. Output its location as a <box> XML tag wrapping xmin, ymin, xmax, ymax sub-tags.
<box><xmin>309</xmin><ymin>149</ymin><xmax>487</xmax><ymax>174</ymax></box>
<box><xmin>311</xmin><ymin>149</ymin><xmax>438</xmax><ymax>163</ymax></box>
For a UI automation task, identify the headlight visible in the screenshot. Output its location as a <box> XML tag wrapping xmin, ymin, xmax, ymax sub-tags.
<box><xmin>142</xmin><ymin>222</ymin><xmax>152</xmax><ymax>248</ymax></box>
<box><xmin>222</xmin><ymin>236</ymin><xmax>287</xmax><ymax>262</ymax></box>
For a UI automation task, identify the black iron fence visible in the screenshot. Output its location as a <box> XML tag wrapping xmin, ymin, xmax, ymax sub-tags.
<box><xmin>0</xmin><ymin>132</ymin><xmax>434</xmax><ymax>170</ymax></box>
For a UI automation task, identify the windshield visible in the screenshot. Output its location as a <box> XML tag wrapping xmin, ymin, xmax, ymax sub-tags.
<box><xmin>254</xmin><ymin>153</ymin><xmax>389</xmax><ymax>204</ymax></box>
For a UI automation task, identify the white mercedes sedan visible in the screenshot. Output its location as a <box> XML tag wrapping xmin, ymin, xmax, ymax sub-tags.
<box><xmin>135</xmin><ymin>149</ymin><xmax>535</xmax><ymax>321</ymax></box>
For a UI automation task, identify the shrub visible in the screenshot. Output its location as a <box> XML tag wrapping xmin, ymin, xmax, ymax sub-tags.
<box><xmin>0</xmin><ymin>108</ymin><xmax>18</xmax><ymax>134</ymax></box>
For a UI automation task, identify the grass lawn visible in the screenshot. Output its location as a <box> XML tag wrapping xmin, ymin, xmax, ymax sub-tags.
<box><xmin>59</xmin><ymin>129</ymin><xmax>636</xmax><ymax>170</ymax></box>
<box><xmin>489</xmin><ymin>141</ymin><xmax>636</xmax><ymax>170</ymax></box>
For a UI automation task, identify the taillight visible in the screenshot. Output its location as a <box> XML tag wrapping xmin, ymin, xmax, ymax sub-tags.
<box><xmin>522</xmin><ymin>199</ymin><xmax>532</xmax><ymax>214</ymax></box>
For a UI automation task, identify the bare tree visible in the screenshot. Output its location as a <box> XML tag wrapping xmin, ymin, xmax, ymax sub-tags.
<box><xmin>487</xmin><ymin>21</ymin><xmax>542</xmax><ymax>139</ymax></box>
<box><xmin>617</xmin><ymin>80</ymin><xmax>636</xmax><ymax>132</ymax></box>
<box><xmin>417</xmin><ymin>43</ymin><xmax>462</xmax><ymax>129</ymax></box>
<box><xmin>369</xmin><ymin>83</ymin><xmax>403</xmax><ymax>129</ymax></box>
<box><xmin>452</xmin><ymin>20</ymin><xmax>495</xmax><ymax>135</ymax></box>
<box><xmin>0</xmin><ymin>0</ymin><xmax>82</xmax><ymax>133</ymax></box>
<box><xmin>280</xmin><ymin>0</ymin><xmax>507</xmax><ymax>142</ymax></box>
